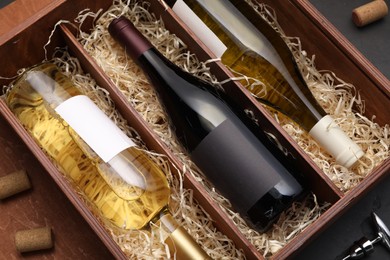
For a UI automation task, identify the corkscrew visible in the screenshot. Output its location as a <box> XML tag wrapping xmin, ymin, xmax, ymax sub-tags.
<box><xmin>341</xmin><ymin>212</ymin><xmax>390</xmax><ymax>260</ymax></box>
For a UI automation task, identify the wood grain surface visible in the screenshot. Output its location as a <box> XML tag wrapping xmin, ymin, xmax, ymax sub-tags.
<box><xmin>0</xmin><ymin>113</ymin><xmax>114</xmax><ymax>259</ymax></box>
<box><xmin>0</xmin><ymin>0</ymin><xmax>60</xmax><ymax>36</ymax></box>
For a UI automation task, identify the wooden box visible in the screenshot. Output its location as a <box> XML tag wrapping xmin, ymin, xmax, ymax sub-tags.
<box><xmin>0</xmin><ymin>0</ymin><xmax>389</xmax><ymax>259</ymax></box>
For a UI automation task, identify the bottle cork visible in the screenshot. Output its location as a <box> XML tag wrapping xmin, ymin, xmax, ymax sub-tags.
<box><xmin>352</xmin><ymin>0</ymin><xmax>388</xmax><ymax>27</ymax></box>
<box><xmin>15</xmin><ymin>226</ymin><xmax>53</xmax><ymax>253</ymax></box>
<box><xmin>0</xmin><ymin>170</ymin><xmax>31</xmax><ymax>200</ymax></box>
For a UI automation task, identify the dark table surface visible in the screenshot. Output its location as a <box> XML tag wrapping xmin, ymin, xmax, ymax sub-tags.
<box><xmin>0</xmin><ymin>0</ymin><xmax>14</xmax><ymax>9</ymax></box>
<box><xmin>309</xmin><ymin>0</ymin><xmax>390</xmax><ymax>80</ymax></box>
<box><xmin>296</xmin><ymin>173</ymin><xmax>390</xmax><ymax>260</ymax></box>
<box><xmin>296</xmin><ymin>1</ymin><xmax>390</xmax><ymax>259</ymax></box>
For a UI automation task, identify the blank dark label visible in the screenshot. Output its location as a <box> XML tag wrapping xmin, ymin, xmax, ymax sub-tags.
<box><xmin>191</xmin><ymin>118</ymin><xmax>282</xmax><ymax>214</ymax></box>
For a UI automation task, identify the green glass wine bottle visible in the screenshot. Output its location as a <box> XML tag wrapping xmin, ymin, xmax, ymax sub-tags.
<box><xmin>165</xmin><ymin>0</ymin><xmax>364</xmax><ymax>168</ymax></box>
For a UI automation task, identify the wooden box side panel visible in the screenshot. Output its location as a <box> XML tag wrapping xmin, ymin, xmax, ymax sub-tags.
<box><xmin>0</xmin><ymin>0</ymin><xmax>112</xmax><ymax>84</ymax></box>
<box><xmin>255</xmin><ymin>0</ymin><xmax>390</xmax><ymax>124</ymax></box>
<box><xmin>0</xmin><ymin>0</ymin><xmax>64</xmax><ymax>39</ymax></box>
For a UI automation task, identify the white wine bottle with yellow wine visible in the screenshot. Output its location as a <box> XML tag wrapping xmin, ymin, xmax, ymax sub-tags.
<box><xmin>6</xmin><ymin>62</ymin><xmax>209</xmax><ymax>259</ymax></box>
<box><xmin>165</xmin><ymin>0</ymin><xmax>364</xmax><ymax>168</ymax></box>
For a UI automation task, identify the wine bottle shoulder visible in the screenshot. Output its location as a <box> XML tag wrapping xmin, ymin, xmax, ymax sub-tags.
<box><xmin>139</xmin><ymin>49</ymin><xmax>237</xmax><ymax>131</ymax></box>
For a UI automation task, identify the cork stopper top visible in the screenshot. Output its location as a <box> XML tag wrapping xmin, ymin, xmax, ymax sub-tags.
<box><xmin>108</xmin><ymin>16</ymin><xmax>153</xmax><ymax>60</ymax></box>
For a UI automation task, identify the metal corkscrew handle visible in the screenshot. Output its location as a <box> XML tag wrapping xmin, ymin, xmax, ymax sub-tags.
<box><xmin>342</xmin><ymin>212</ymin><xmax>390</xmax><ymax>260</ymax></box>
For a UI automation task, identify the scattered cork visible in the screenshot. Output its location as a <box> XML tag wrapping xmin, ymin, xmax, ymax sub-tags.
<box><xmin>0</xmin><ymin>170</ymin><xmax>31</xmax><ymax>199</ymax></box>
<box><xmin>15</xmin><ymin>226</ymin><xmax>53</xmax><ymax>253</ymax></box>
<box><xmin>352</xmin><ymin>0</ymin><xmax>388</xmax><ymax>27</ymax></box>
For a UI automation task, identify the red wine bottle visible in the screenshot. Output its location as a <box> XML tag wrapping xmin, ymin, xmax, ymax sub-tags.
<box><xmin>108</xmin><ymin>16</ymin><xmax>304</xmax><ymax>231</ymax></box>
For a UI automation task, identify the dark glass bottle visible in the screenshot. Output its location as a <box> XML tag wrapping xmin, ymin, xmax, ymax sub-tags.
<box><xmin>108</xmin><ymin>16</ymin><xmax>305</xmax><ymax>232</ymax></box>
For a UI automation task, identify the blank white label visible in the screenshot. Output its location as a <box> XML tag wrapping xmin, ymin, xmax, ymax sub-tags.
<box><xmin>55</xmin><ymin>95</ymin><xmax>135</xmax><ymax>162</ymax></box>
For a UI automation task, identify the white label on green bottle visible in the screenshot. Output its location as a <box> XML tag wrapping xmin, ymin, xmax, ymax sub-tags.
<box><xmin>172</xmin><ymin>0</ymin><xmax>227</xmax><ymax>58</ymax></box>
<box><xmin>55</xmin><ymin>95</ymin><xmax>135</xmax><ymax>162</ymax></box>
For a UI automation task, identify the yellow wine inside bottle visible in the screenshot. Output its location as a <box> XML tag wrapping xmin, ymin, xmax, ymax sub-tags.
<box><xmin>6</xmin><ymin>63</ymin><xmax>171</xmax><ymax>230</ymax></box>
<box><xmin>178</xmin><ymin>0</ymin><xmax>326</xmax><ymax>131</ymax></box>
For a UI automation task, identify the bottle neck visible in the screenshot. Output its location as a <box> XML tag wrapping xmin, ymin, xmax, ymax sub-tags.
<box><xmin>108</xmin><ymin>16</ymin><xmax>153</xmax><ymax>60</ymax></box>
<box><xmin>158</xmin><ymin>211</ymin><xmax>210</xmax><ymax>259</ymax></box>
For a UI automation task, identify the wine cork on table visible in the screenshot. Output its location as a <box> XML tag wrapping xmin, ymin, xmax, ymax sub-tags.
<box><xmin>0</xmin><ymin>170</ymin><xmax>31</xmax><ymax>199</ymax></box>
<box><xmin>352</xmin><ymin>0</ymin><xmax>388</xmax><ymax>27</ymax></box>
<box><xmin>15</xmin><ymin>226</ymin><xmax>53</xmax><ymax>253</ymax></box>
